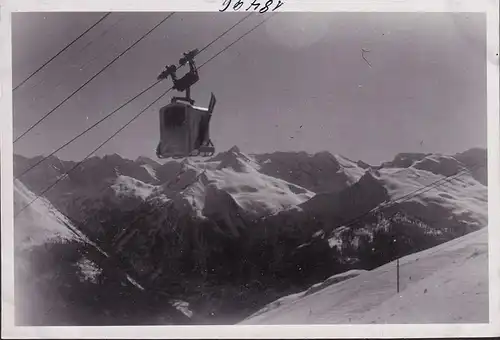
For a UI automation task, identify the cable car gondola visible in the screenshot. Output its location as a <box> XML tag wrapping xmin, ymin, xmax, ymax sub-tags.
<box><xmin>156</xmin><ymin>49</ymin><xmax>217</xmax><ymax>159</ymax></box>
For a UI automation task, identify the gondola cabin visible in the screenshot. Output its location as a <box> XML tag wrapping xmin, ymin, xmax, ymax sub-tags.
<box><xmin>156</xmin><ymin>94</ymin><xmax>216</xmax><ymax>159</ymax></box>
<box><xmin>155</xmin><ymin>49</ymin><xmax>217</xmax><ymax>159</ymax></box>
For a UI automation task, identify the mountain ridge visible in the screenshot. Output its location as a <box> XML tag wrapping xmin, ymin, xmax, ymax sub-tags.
<box><xmin>13</xmin><ymin>146</ymin><xmax>487</xmax><ymax>234</ymax></box>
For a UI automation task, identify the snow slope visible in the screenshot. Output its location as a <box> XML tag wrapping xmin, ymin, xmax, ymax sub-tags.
<box><xmin>246</xmin><ymin>270</ymin><xmax>368</xmax><ymax>320</ymax></box>
<box><xmin>13</xmin><ymin>180</ymin><xmax>197</xmax><ymax>326</ymax></box>
<box><xmin>207</xmin><ymin>157</ymin><xmax>315</xmax><ymax>216</ymax></box>
<box><xmin>378</xmin><ymin>165</ymin><xmax>487</xmax><ymax>227</ymax></box>
<box><xmin>253</xmin><ymin>150</ymin><xmax>360</xmax><ymax>194</ymax></box>
<box><xmin>293</xmin><ymin>153</ymin><xmax>486</xmax><ymax>235</ymax></box>
<box><xmin>14</xmin><ymin>179</ymin><xmax>145</xmax><ymax>290</ymax></box>
<box><xmin>112</xmin><ymin>175</ymin><xmax>157</xmax><ymax>200</ymax></box>
<box><xmin>15</xmin><ymin>179</ymin><xmax>91</xmax><ymax>325</ymax></box>
<box><xmin>14</xmin><ymin>179</ymin><xmax>84</xmax><ymax>250</ymax></box>
<box><xmin>241</xmin><ymin>227</ymin><xmax>488</xmax><ymax>324</ymax></box>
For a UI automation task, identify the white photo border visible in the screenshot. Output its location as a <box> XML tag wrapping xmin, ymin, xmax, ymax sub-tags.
<box><xmin>1</xmin><ymin>0</ymin><xmax>499</xmax><ymax>338</ymax></box>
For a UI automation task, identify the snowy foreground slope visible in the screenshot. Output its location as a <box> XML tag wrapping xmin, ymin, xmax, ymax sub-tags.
<box><xmin>241</xmin><ymin>227</ymin><xmax>488</xmax><ymax>324</ymax></box>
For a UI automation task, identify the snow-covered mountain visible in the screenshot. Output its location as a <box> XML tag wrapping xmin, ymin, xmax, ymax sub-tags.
<box><xmin>13</xmin><ymin>146</ymin><xmax>488</xmax><ymax>324</ymax></box>
<box><xmin>253</xmin><ymin>150</ymin><xmax>364</xmax><ymax>194</ymax></box>
<box><xmin>14</xmin><ymin>147</ymin><xmax>317</xmax><ymax>223</ymax></box>
<box><xmin>14</xmin><ymin>179</ymin><xmax>92</xmax><ymax>325</ymax></box>
<box><xmin>14</xmin><ymin>179</ymin><xmax>84</xmax><ymax>250</ymax></box>
<box><xmin>13</xmin><ymin>179</ymin><xmax>190</xmax><ymax>326</ymax></box>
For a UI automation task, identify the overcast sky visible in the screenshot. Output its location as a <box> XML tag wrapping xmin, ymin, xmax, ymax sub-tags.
<box><xmin>11</xmin><ymin>12</ymin><xmax>486</xmax><ymax>164</ymax></box>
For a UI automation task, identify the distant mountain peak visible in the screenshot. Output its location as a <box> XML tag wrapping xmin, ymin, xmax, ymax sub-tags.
<box><xmin>228</xmin><ymin>145</ymin><xmax>241</xmax><ymax>153</ymax></box>
<box><xmin>380</xmin><ymin>152</ymin><xmax>430</xmax><ymax>169</ymax></box>
<box><xmin>358</xmin><ymin>168</ymin><xmax>382</xmax><ymax>184</ymax></box>
<box><xmin>135</xmin><ymin>156</ymin><xmax>159</xmax><ymax>167</ymax></box>
<box><xmin>208</xmin><ymin>146</ymin><xmax>257</xmax><ymax>172</ymax></box>
<box><xmin>102</xmin><ymin>153</ymin><xmax>124</xmax><ymax>160</ymax></box>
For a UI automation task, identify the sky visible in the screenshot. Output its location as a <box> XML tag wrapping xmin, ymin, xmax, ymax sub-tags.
<box><xmin>11</xmin><ymin>12</ymin><xmax>487</xmax><ymax>165</ymax></box>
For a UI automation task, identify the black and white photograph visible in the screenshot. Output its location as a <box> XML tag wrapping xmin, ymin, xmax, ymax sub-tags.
<box><xmin>1</xmin><ymin>0</ymin><xmax>499</xmax><ymax>338</ymax></box>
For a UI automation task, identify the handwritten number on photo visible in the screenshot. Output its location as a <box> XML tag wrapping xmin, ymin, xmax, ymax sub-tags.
<box><xmin>219</xmin><ymin>0</ymin><xmax>284</xmax><ymax>13</ymax></box>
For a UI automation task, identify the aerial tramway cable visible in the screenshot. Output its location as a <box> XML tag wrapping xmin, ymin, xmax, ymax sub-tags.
<box><xmin>14</xmin><ymin>13</ymin><xmax>268</xmax><ymax>217</ymax></box>
<box><xmin>13</xmin><ymin>12</ymin><xmax>112</xmax><ymax>92</ymax></box>
<box><xmin>15</xmin><ymin>12</ymin><xmax>254</xmax><ymax>181</ymax></box>
<box><xmin>14</xmin><ymin>12</ymin><xmax>176</xmax><ymax>143</ymax></box>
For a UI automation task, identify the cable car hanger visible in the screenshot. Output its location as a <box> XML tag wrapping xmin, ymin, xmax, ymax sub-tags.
<box><xmin>156</xmin><ymin>49</ymin><xmax>217</xmax><ymax>159</ymax></box>
<box><xmin>157</xmin><ymin>48</ymin><xmax>200</xmax><ymax>104</ymax></box>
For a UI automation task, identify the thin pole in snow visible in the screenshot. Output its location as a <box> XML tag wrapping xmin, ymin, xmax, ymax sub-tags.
<box><xmin>394</xmin><ymin>236</ymin><xmax>400</xmax><ymax>294</ymax></box>
<box><xmin>397</xmin><ymin>258</ymin><xmax>400</xmax><ymax>293</ymax></box>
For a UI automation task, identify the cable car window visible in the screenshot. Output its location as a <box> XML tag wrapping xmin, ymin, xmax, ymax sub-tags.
<box><xmin>164</xmin><ymin>106</ymin><xmax>186</xmax><ymax>128</ymax></box>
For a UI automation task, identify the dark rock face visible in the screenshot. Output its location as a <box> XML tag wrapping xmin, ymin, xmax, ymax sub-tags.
<box><xmin>412</xmin><ymin>155</ymin><xmax>465</xmax><ymax>177</ymax></box>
